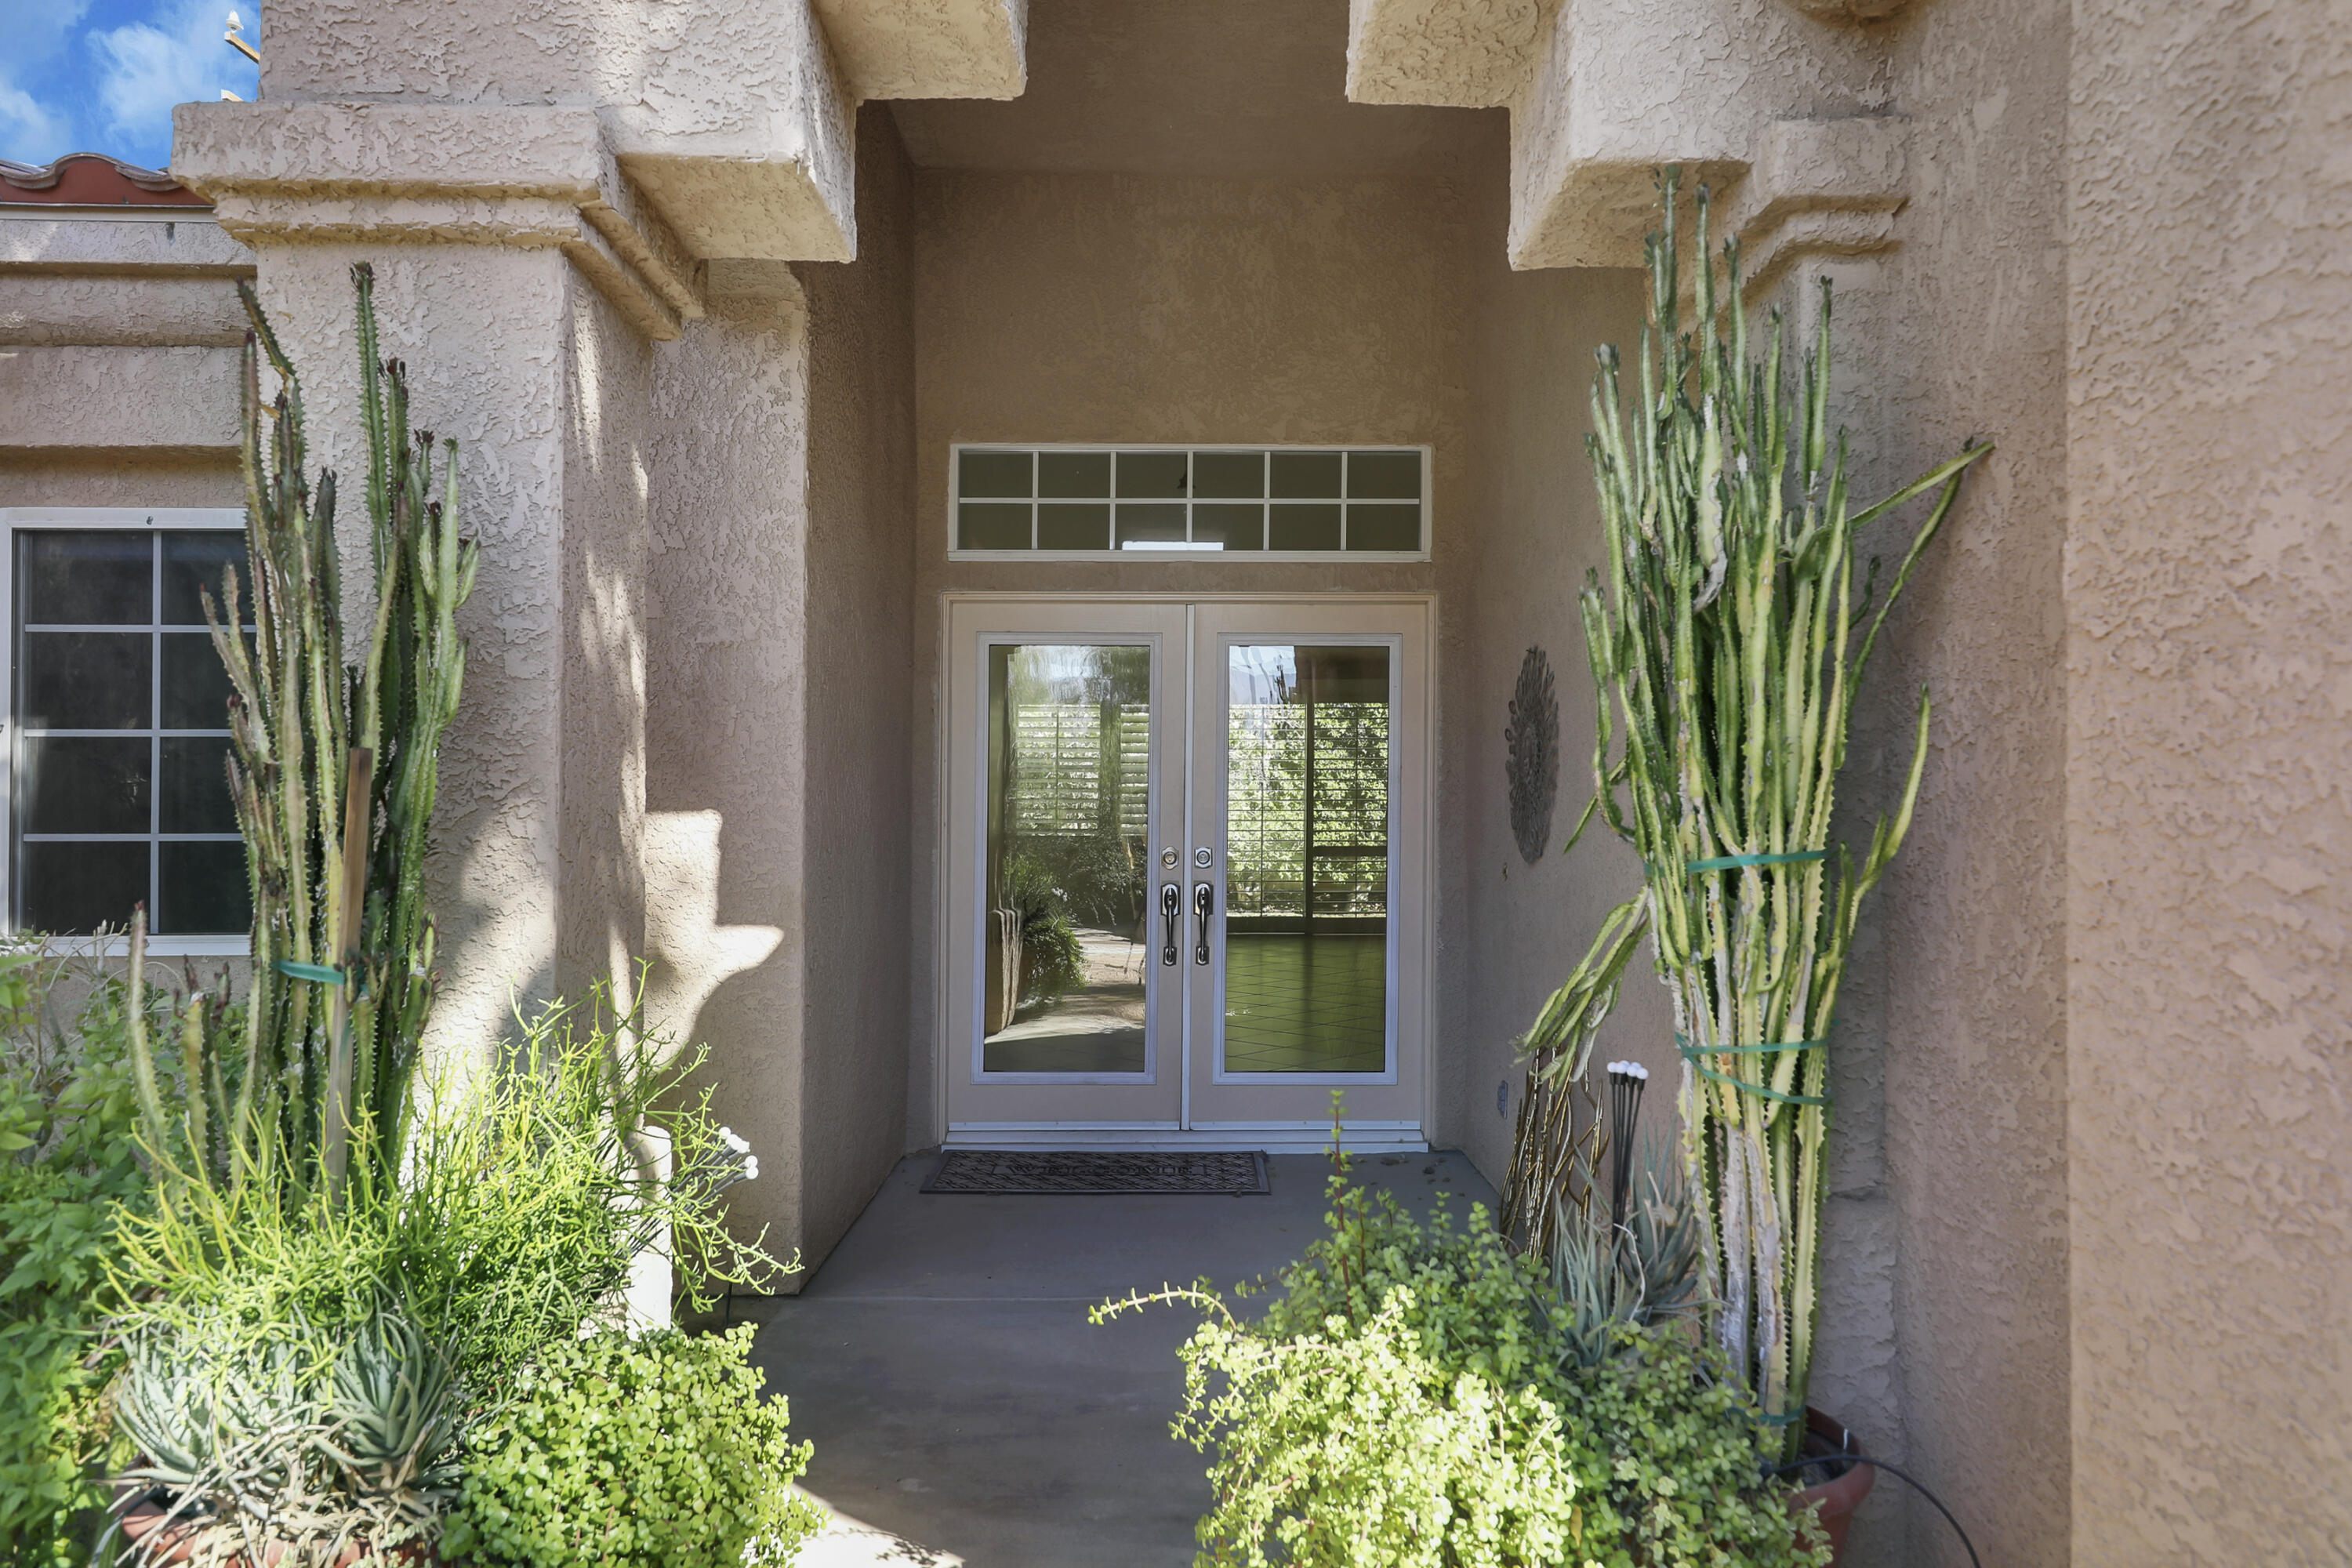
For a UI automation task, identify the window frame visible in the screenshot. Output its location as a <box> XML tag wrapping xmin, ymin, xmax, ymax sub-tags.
<box><xmin>946</xmin><ymin>443</ymin><xmax>1435</xmax><ymax>564</ymax></box>
<box><xmin>0</xmin><ymin>507</ymin><xmax>250</xmax><ymax>957</ymax></box>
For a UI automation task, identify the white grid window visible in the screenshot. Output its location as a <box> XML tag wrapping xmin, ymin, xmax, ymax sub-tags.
<box><xmin>2</xmin><ymin>510</ymin><xmax>250</xmax><ymax>943</ymax></box>
<box><xmin>950</xmin><ymin>445</ymin><xmax>1429</xmax><ymax>560</ymax></box>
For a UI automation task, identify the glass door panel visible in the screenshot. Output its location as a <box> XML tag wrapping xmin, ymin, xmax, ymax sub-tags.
<box><xmin>1222</xmin><ymin>644</ymin><xmax>1392</xmax><ymax>1074</ymax></box>
<box><xmin>982</xmin><ymin>643</ymin><xmax>1152</xmax><ymax>1074</ymax></box>
<box><xmin>1187</xmin><ymin>601</ymin><xmax>1428</xmax><ymax>1135</ymax></box>
<box><xmin>943</xmin><ymin>601</ymin><xmax>1187</xmax><ymax>1135</ymax></box>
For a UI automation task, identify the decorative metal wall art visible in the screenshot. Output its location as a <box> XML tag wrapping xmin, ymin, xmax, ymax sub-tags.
<box><xmin>1505</xmin><ymin>644</ymin><xmax>1559</xmax><ymax>866</ymax></box>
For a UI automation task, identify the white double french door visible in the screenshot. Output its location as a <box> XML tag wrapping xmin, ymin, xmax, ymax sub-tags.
<box><xmin>941</xmin><ymin>597</ymin><xmax>1430</xmax><ymax>1150</ymax></box>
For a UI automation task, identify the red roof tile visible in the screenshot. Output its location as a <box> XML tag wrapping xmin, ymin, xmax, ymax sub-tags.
<box><xmin>0</xmin><ymin>152</ymin><xmax>208</xmax><ymax>208</ymax></box>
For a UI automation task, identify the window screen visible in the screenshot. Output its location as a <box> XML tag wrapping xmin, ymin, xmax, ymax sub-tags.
<box><xmin>952</xmin><ymin>447</ymin><xmax>1428</xmax><ymax>557</ymax></box>
<box><xmin>13</xmin><ymin>528</ymin><xmax>251</xmax><ymax>936</ymax></box>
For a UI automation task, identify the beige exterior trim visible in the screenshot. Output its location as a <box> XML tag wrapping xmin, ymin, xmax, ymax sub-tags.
<box><xmin>0</xmin><ymin>347</ymin><xmax>242</xmax><ymax>450</ymax></box>
<box><xmin>172</xmin><ymin>102</ymin><xmax>710</xmax><ymax>341</ymax></box>
<box><xmin>1345</xmin><ymin>0</ymin><xmax>1541</xmax><ymax>110</ymax></box>
<box><xmin>816</xmin><ymin>0</ymin><xmax>1028</xmax><ymax>103</ymax></box>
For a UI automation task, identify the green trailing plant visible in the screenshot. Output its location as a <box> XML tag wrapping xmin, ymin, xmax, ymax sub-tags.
<box><xmin>129</xmin><ymin>259</ymin><xmax>479</xmax><ymax>1211</ymax></box>
<box><xmin>1098</xmin><ymin>1142</ymin><xmax>1823</xmax><ymax>1568</ymax></box>
<box><xmin>443</xmin><ymin>1325</ymin><xmax>825</xmax><ymax>1568</ymax></box>
<box><xmin>1506</xmin><ymin>171</ymin><xmax>1991</xmax><ymax>1455</ymax></box>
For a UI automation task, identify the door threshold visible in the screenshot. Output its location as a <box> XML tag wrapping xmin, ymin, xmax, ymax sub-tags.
<box><xmin>944</xmin><ymin>1120</ymin><xmax>1428</xmax><ymax>1154</ymax></box>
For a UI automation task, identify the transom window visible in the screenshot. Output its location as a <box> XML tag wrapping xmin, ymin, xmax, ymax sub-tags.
<box><xmin>950</xmin><ymin>445</ymin><xmax>1428</xmax><ymax>560</ymax></box>
<box><xmin>3</xmin><ymin>510</ymin><xmax>251</xmax><ymax>946</ymax></box>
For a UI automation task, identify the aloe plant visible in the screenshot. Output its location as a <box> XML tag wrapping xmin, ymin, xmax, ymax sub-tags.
<box><xmin>113</xmin><ymin>1310</ymin><xmax>462</xmax><ymax>1567</ymax></box>
<box><xmin>127</xmin><ymin>262</ymin><xmax>477</xmax><ymax>1208</ymax></box>
<box><xmin>1507</xmin><ymin>172</ymin><xmax>1988</xmax><ymax>1457</ymax></box>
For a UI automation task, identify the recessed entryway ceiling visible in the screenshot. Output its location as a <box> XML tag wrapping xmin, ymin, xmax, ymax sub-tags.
<box><xmin>887</xmin><ymin>0</ymin><xmax>1497</xmax><ymax>179</ymax></box>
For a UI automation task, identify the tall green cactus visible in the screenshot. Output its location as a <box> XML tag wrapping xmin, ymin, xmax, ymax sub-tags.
<box><xmin>129</xmin><ymin>263</ymin><xmax>477</xmax><ymax>1207</ymax></box>
<box><xmin>1506</xmin><ymin>174</ymin><xmax>1987</xmax><ymax>1457</ymax></box>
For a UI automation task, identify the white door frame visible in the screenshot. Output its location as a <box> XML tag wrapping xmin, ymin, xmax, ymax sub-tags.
<box><xmin>931</xmin><ymin>593</ymin><xmax>1436</xmax><ymax>1152</ymax></box>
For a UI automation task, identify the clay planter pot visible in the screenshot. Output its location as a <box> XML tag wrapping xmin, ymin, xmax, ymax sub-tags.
<box><xmin>1789</xmin><ymin>1407</ymin><xmax>1876</xmax><ymax>1566</ymax></box>
<box><xmin>118</xmin><ymin>1501</ymin><xmax>437</xmax><ymax>1567</ymax></box>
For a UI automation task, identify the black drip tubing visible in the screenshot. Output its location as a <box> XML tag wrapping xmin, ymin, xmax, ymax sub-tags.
<box><xmin>1766</xmin><ymin>1451</ymin><xmax>1983</xmax><ymax>1568</ymax></box>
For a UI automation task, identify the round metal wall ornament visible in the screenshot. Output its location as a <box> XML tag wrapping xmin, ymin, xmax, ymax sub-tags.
<box><xmin>1505</xmin><ymin>645</ymin><xmax>1559</xmax><ymax>866</ymax></box>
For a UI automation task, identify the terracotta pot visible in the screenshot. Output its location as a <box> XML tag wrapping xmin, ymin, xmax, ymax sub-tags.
<box><xmin>1789</xmin><ymin>1407</ymin><xmax>1876</xmax><ymax>1566</ymax></box>
<box><xmin>118</xmin><ymin>1501</ymin><xmax>437</xmax><ymax>1567</ymax></box>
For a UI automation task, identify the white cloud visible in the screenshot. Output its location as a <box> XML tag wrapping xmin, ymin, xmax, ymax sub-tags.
<box><xmin>95</xmin><ymin>0</ymin><xmax>245</xmax><ymax>151</ymax></box>
<box><xmin>0</xmin><ymin>0</ymin><xmax>93</xmax><ymax>165</ymax></box>
<box><xmin>0</xmin><ymin>78</ymin><xmax>76</xmax><ymax>163</ymax></box>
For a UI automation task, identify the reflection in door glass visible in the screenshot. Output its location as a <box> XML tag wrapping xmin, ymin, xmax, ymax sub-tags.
<box><xmin>1225</xmin><ymin>644</ymin><xmax>1390</xmax><ymax>1073</ymax></box>
<box><xmin>983</xmin><ymin>644</ymin><xmax>1152</xmax><ymax>1073</ymax></box>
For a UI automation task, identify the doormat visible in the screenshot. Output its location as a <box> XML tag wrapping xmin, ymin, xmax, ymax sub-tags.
<box><xmin>922</xmin><ymin>1149</ymin><xmax>1271</xmax><ymax>1196</ymax></box>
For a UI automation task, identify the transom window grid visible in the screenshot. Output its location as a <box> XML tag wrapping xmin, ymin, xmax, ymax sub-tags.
<box><xmin>950</xmin><ymin>445</ymin><xmax>1430</xmax><ymax>561</ymax></box>
<box><xmin>2</xmin><ymin>511</ymin><xmax>252</xmax><ymax>949</ymax></box>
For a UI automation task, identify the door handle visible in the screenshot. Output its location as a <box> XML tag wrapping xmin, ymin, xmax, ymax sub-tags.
<box><xmin>1160</xmin><ymin>882</ymin><xmax>1180</xmax><ymax>966</ymax></box>
<box><xmin>1192</xmin><ymin>881</ymin><xmax>1214</xmax><ymax>966</ymax></box>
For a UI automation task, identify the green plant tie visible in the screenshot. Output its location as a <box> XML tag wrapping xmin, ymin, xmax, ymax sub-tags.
<box><xmin>1676</xmin><ymin>1035</ymin><xmax>1830</xmax><ymax>1107</ymax></box>
<box><xmin>1683</xmin><ymin>849</ymin><xmax>1828</xmax><ymax>873</ymax></box>
<box><xmin>272</xmin><ymin>960</ymin><xmax>345</xmax><ymax>985</ymax></box>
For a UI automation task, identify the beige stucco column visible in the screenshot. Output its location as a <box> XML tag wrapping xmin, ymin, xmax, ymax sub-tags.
<box><xmin>1353</xmin><ymin>2</ymin><xmax>2072</xmax><ymax>1563</ymax></box>
<box><xmin>169</xmin><ymin>0</ymin><xmax>997</xmax><ymax>1265</ymax></box>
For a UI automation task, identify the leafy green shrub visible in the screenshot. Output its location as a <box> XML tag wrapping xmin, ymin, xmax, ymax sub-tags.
<box><xmin>445</xmin><ymin>1326</ymin><xmax>823</xmax><ymax>1568</ymax></box>
<box><xmin>1100</xmin><ymin>1163</ymin><xmax>1827</xmax><ymax>1568</ymax></box>
<box><xmin>112</xmin><ymin>982</ymin><xmax>792</xmax><ymax>1390</ymax></box>
<box><xmin>1565</xmin><ymin>1324</ymin><xmax>1829</xmax><ymax>1568</ymax></box>
<box><xmin>1002</xmin><ymin>855</ymin><xmax>1087</xmax><ymax>1004</ymax></box>
<box><xmin>107</xmin><ymin>982</ymin><xmax>800</xmax><ymax>1563</ymax></box>
<box><xmin>0</xmin><ymin>949</ymin><xmax>178</xmax><ymax>1566</ymax></box>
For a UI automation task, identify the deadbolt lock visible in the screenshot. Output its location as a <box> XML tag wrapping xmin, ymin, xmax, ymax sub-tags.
<box><xmin>1193</xmin><ymin>847</ymin><xmax>1214</xmax><ymax>869</ymax></box>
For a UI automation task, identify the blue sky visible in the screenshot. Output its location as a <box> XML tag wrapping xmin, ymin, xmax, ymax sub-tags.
<box><xmin>0</xmin><ymin>0</ymin><xmax>260</xmax><ymax>171</ymax></box>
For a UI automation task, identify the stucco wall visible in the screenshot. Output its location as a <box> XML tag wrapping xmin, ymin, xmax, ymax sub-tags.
<box><xmin>1454</xmin><ymin>158</ymin><xmax>1656</xmax><ymax>1189</ymax></box>
<box><xmin>0</xmin><ymin>453</ymin><xmax>241</xmax><ymax>509</ymax></box>
<box><xmin>1842</xmin><ymin>4</ymin><xmax>2076</xmax><ymax>1562</ymax></box>
<box><xmin>1454</xmin><ymin>13</ymin><xmax>2081</xmax><ymax>1554</ymax></box>
<box><xmin>648</xmin><ymin>108</ymin><xmax>919</xmax><ymax>1278</ymax></box>
<box><xmin>2065</xmin><ymin>3</ymin><xmax>2352</xmax><ymax>1560</ymax></box>
<box><xmin>905</xmin><ymin>164</ymin><xmax>1479</xmax><ymax>1149</ymax></box>
<box><xmin>244</xmin><ymin>246</ymin><xmax>578</xmax><ymax>1054</ymax></box>
<box><xmin>793</xmin><ymin>105</ymin><xmax>919</xmax><ymax>1268</ymax></box>
<box><xmin>645</xmin><ymin>280</ymin><xmax>815</xmax><ymax>1259</ymax></box>
<box><xmin>555</xmin><ymin>276</ymin><xmax>654</xmax><ymax>1005</ymax></box>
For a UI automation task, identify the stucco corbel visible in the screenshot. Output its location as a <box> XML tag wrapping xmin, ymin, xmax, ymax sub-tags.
<box><xmin>812</xmin><ymin>0</ymin><xmax>1027</xmax><ymax>103</ymax></box>
<box><xmin>172</xmin><ymin>101</ymin><xmax>707</xmax><ymax>340</ymax></box>
<box><xmin>1345</xmin><ymin>0</ymin><xmax>1544</xmax><ymax>109</ymax></box>
<box><xmin>1719</xmin><ymin>117</ymin><xmax>1910</xmax><ymax>299</ymax></box>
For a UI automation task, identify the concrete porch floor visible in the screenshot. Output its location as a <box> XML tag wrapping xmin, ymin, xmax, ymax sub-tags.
<box><xmin>746</xmin><ymin>1149</ymin><xmax>1498</xmax><ymax>1567</ymax></box>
